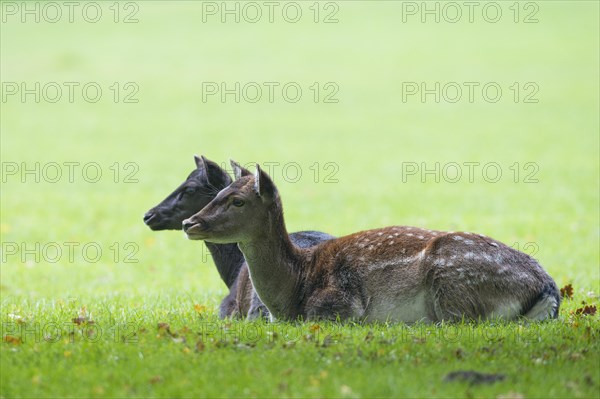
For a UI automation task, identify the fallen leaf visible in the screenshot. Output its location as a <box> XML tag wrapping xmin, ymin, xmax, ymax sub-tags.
<box><xmin>309</xmin><ymin>324</ymin><xmax>321</xmax><ymax>333</ymax></box>
<box><xmin>574</xmin><ymin>305</ymin><xmax>597</xmax><ymax>316</ymax></box>
<box><xmin>560</xmin><ymin>284</ymin><xmax>574</xmax><ymax>299</ymax></box>
<box><xmin>568</xmin><ymin>352</ymin><xmax>584</xmax><ymax>361</ymax></box>
<box><xmin>278</xmin><ymin>382</ymin><xmax>288</xmax><ymax>392</ymax></box>
<box><xmin>454</xmin><ymin>348</ymin><xmax>464</xmax><ymax>359</ymax></box>
<box><xmin>177</xmin><ymin>326</ymin><xmax>192</xmax><ymax>335</ymax></box>
<box><xmin>195</xmin><ymin>340</ymin><xmax>205</xmax><ymax>352</ymax></box>
<box><xmin>72</xmin><ymin>317</ymin><xmax>94</xmax><ymax>325</ymax></box>
<box><xmin>194</xmin><ymin>304</ymin><xmax>207</xmax><ymax>314</ymax></box>
<box><xmin>4</xmin><ymin>335</ymin><xmax>22</xmax><ymax>345</ymax></box>
<box><xmin>444</xmin><ymin>370</ymin><xmax>505</xmax><ymax>385</ymax></box>
<box><xmin>72</xmin><ymin>306</ymin><xmax>94</xmax><ymax>325</ymax></box>
<box><xmin>149</xmin><ymin>375</ymin><xmax>162</xmax><ymax>384</ymax></box>
<box><xmin>364</xmin><ymin>330</ymin><xmax>374</xmax><ymax>342</ymax></box>
<box><xmin>157</xmin><ymin>322</ymin><xmax>170</xmax><ymax>330</ymax></box>
<box><xmin>157</xmin><ymin>322</ymin><xmax>176</xmax><ymax>337</ymax></box>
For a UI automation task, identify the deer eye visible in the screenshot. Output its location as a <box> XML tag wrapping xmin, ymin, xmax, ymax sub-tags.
<box><xmin>231</xmin><ymin>198</ymin><xmax>245</xmax><ymax>207</ymax></box>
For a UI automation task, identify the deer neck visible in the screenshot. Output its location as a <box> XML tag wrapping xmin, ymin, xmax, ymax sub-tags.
<box><xmin>204</xmin><ymin>241</ymin><xmax>246</xmax><ymax>288</ymax></box>
<box><xmin>238</xmin><ymin>205</ymin><xmax>303</xmax><ymax>320</ymax></box>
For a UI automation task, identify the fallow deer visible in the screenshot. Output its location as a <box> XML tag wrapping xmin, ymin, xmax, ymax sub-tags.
<box><xmin>182</xmin><ymin>162</ymin><xmax>560</xmax><ymax>323</ymax></box>
<box><xmin>143</xmin><ymin>155</ymin><xmax>333</xmax><ymax>319</ymax></box>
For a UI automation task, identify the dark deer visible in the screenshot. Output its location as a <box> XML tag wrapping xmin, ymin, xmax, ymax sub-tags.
<box><xmin>182</xmin><ymin>162</ymin><xmax>560</xmax><ymax>323</ymax></box>
<box><xmin>143</xmin><ymin>156</ymin><xmax>334</xmax><ymax>319</ymax></box>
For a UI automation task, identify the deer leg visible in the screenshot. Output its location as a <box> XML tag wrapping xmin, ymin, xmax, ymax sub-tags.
<box><xmin>219</xmin><ymin>291</ymin><xmax>239</xmax><ymax>319</ymax></box>
<box><xmin>306</xmin><ymin>288</ymin><xmax>360</xmax><ymax>321</ymax></box>
<box><xmin>247</xmin><ymin>291</ymin><xmax>270</xmax><ymax>320</ymax></box>
<box><xmin>429</xmin><ymin>273</ymin><xmax>483</xmax><ymax>322</ymax></box>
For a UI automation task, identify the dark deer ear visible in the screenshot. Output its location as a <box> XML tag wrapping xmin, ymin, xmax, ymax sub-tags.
<box><xmin>230</xmin><ymin>159</ymin><xmax>252</xmax><ymax>180</ymax></box>
<box><xmin>199</xmin><ymin>156</ymin><xmax>231</xmax><ymax>188</ymax></box>
<box><xmin>254</xmin><ymin>164</ymin><xmax>277</xmax><ymax>200</ymax></box>
<box><xmin>194</xmin><ymin>154</ymin><xmax>205</xmax><ymax>169</ymax></box>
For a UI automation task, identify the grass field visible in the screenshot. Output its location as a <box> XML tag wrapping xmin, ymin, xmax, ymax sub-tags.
<box><xmin>1</xmin><ymin>1</ymin><xmax>599</xmax><ymax>398</ymax></box>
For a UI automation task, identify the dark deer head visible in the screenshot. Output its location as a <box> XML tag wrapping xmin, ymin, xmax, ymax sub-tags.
<box><xmin>143</xmin><ymin>155</ymin><xmax>232</xmax><ymax>230</ymax></box>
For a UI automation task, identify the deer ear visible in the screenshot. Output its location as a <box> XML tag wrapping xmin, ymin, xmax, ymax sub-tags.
<box><xmin>230</xmin><ymin>159</ymin><xmax>252</xmax><ymax>180</ymax></box>
<box><xmin>254</xmin><ymin>164</ymin><xmax>276</xmax><ymax>200</ymax></box>
<box><xmin>194</xmin><ymin>154</ymin><xmax>205</xmax><ymax>169</ymax></box>
<box><xmin>198</xmin><ymin>156</ymin><xmax>231</xmax><ymax>187</ymax></box>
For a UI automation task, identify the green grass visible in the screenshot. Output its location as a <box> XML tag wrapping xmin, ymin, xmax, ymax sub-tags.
<box><xmin>2</xmin><ymin>294</ymin><xmax>599</xmax><ymax>398</ymax></box>
<box><xmin>1</xmin><ymin>1</ymin><xmax>599</xmax><ymax>398</ymax></box>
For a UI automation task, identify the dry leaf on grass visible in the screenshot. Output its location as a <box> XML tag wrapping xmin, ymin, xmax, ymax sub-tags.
<box><xmin>444</xmin><ymin>370</ymin><xmax>505</xmax><ymax>385</ymax></box>
<box><xmin>4</xmin><ymin>335</ymin><xmax>22</xmax><ymax>345</ymax></box>
<box><xmin>574</xmin><ymin>305</ymin><xmax>597</xmax><ymax>316</ymax></box>
<box><xmin>560</xmin><ymin>284</ymin><xmax>574</xmax><ymax>299</ymax></box>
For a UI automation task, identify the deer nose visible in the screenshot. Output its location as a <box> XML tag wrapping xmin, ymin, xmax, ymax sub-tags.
<box><xmin>143</xmin><ymin>211</ymin><xmax>155</xmax><ymax>224</ymax></box>
<box><xmin>182</xmin><ymin>219</ymin><xmax>195</xmax><ymax>232</ymax></box>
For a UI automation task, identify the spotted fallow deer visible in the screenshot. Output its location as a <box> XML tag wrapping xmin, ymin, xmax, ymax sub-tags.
<box><xmin>143</xmin><ymin>155</ymin><xmax>333</xmax><ymax>319</ymax></box>
<box><xmin>182</xmin><ymin>162</ymin><xmax>560</xmax><ymax>323</ymax></box>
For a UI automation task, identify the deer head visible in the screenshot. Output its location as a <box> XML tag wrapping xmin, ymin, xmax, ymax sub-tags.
<box><xmin>183</xmin><ymin>162</ymin><xmax>279</xmax><ymax>243</ymax></box>
<box><xmin>143</xmin><ymin>155</ymin><xmax>232</xmax><ymax>230</ymax></box>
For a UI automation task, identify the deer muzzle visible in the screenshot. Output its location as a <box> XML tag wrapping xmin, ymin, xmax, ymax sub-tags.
<box><xmin>182</xmin><ymin>217</ymin><xmax>209</xmax><ymax>239</ymax></box>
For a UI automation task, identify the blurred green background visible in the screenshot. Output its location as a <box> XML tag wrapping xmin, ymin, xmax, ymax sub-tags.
<box><xmin>1</xmin><ymin>1</ymin><xmax>598</xmax><ymax>302</ymax></box>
